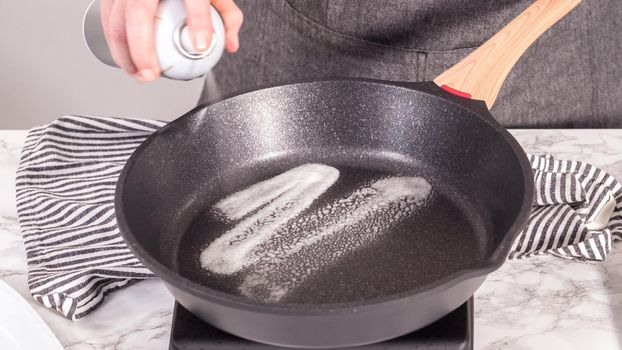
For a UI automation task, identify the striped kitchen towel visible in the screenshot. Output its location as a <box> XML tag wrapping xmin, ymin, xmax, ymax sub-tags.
<box><xmin>16</xmin><ymin>116</ymin><xmax>164</xmax><ymax>320</ymax></box>
<box><xmin>510</xmin><ymin>154</ymin><xmax>622</xmax><ymax>260</ymax></box>
<box><xmin>15</xmin><ymin>116</ymin><xmax>622</xmax><ymax>320</ymax></box>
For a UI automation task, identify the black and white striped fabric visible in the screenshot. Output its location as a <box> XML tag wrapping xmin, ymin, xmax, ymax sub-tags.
<box><xmin>510</xmin><ymin>154</ymin><xmax>622</xmax><ymax>260</ymax></box>
<box><xmin>16</xmin><ymin>117</ymin><xmax>164</xmax><ymax>320</ymax></box>
<box><xmin>16</xmin><ymin>116</ymin><xmax>622</xmax><ymax>320</ymax></box>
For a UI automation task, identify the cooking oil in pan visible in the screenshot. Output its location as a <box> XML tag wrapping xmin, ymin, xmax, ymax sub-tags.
<box><xmin>176</xmin><ymin>163</ymin><xmax>487</xmax><ymax>305</ymax></box>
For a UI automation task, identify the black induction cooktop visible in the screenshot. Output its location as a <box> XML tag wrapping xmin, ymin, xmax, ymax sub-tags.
<box><xmin>169</xmin><ymin>297</ymin><xmax>473</xmax><ymax>349</ymax></box>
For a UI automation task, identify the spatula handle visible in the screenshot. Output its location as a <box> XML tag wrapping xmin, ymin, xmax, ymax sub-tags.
<box><xmin>433</xmin><ymin>0</ymin><xmax>581</xmax><ymax>108</ymax></box>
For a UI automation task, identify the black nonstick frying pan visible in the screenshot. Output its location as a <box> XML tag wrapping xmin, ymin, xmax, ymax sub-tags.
<box><xmin>115</xmin><ymin>0</ymin><xmax>580</xmax><ymax>348</ymax></box>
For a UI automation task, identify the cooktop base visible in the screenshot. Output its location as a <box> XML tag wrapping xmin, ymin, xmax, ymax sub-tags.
<box><xmin>169</xmin><ymin>297</ymin><xmax>473</xmax><ymax>349</ymax></box>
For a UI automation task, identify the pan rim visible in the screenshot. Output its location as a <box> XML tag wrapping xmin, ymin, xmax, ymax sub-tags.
<box><xmin>114</xmin><ymin>78</ymin><xmax>534</xmax><ymax>315</ymax></box>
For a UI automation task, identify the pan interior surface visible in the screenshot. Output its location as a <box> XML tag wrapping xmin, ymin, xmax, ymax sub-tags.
<box><xmin>174</xmin><ymin>153</ymin><xmax>489</xmax><ymax>305</ymax></box>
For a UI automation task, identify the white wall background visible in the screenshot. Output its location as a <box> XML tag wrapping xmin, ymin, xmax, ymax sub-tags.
<box><xmin>0</xmin><ymin>0</ymin><xmax>204</xmax><ymax>129</ymax></box>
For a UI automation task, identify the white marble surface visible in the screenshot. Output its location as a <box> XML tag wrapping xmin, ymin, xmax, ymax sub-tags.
<box><xmin>0</xmin><ymin>129</ymin><xmax>621</xmax><ymax>350</ymax></box>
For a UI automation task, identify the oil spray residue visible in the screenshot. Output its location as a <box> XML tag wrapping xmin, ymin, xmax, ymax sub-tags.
<box><xmin>199</xmin><ymin>163</ymin><xmax>432</xmax><ymax>302</ymax></box>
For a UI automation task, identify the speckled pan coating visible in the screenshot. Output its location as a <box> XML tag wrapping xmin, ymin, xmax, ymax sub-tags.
<box><xmin>115</xmin><ymin>79</ymin><xmax>533</xmax><ymax>348</ymax></box>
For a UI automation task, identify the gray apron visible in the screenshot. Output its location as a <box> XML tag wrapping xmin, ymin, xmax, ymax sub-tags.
<box><xmin>200</xmin><ymin>0</ymin><xmax>621</xmax><ymax>128</ymax></box>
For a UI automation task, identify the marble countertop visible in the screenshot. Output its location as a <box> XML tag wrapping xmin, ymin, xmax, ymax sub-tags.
<box><xmin>0</xmin><ymin>129</ymin><xmax>621</xmax><ymax>350</ymax></box>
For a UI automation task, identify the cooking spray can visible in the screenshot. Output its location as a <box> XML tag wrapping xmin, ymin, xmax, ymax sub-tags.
<box><xmin>83</xmin><ymin>0</ymin><xmax>225</xmax><ymax>80</ymax></box>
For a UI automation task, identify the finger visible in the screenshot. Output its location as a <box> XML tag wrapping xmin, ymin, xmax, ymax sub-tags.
<box><xmin>125</xmin><ymin>0</ymin><xmax>160</xmax><ymax>82</ymax></box>
<box><xmin>106</xmin><ymin>0</ymin><xmax>137</xmax><ymax>75</ymax></box>
<box><xmin>212</xmin><ymin>0</ymin><xmax>243</xmax><ymax>52</ymax></box>
<box><xmin>184</xmin><ymin>0</ymin><xmax>213</xmax><ymax>51</ymax></box>
<box><xmin>100</xmin><ymin>0</ymin><xmax>114</xmax><ymax>40</ymax></box>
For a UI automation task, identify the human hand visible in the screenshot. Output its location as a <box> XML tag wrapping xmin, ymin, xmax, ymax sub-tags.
<box><xmin>100</xmin><ymin>0</ymin><xmax>243</xmax><ymax>82</ymax></box>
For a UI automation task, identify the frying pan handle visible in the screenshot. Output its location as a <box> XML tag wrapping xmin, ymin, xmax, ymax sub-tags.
<box><xmin>433</xmin><ymin>0</ymin><xmax>581</xmax><ymax>108</ymax></box>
